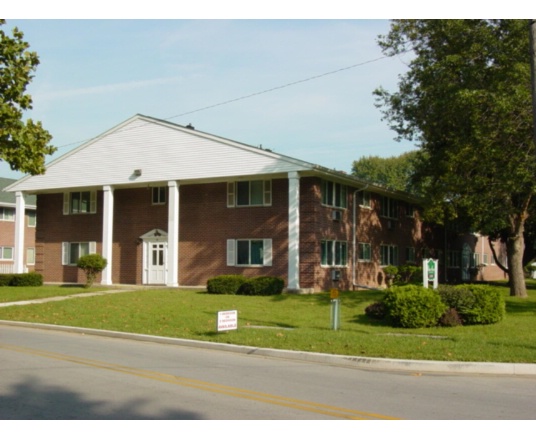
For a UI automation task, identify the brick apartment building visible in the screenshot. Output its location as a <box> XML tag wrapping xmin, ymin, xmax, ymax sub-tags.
<box><xmin>5</xmin><ymin>115</ymin><xmax>507</xmax><ymax>291</ymax></box>
<box><xmin>0</xmin><ymin>177</ymin><xmax>36</xmax><ymax>274</ymax></box>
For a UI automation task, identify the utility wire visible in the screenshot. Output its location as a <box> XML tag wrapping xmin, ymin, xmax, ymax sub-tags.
<box><xmin>54</xmin><ymin>54</ymin><xmax>394</xmax><ymax>150</ymax></box>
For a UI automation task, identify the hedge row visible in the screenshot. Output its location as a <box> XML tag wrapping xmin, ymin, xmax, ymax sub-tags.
<box><xmin>0</xmin><ymin>272</ymin><xmax>44</xmax><ymax>287</ymax></box>
<box><xmin>206</xmin><ymin>275</ymin><xmax>284</xmax><ymax>296</ymax></box>
<box><xmin>365</xmin><ymin>284</ymin><xmax>505</xmax><ymax>328</ymax></box>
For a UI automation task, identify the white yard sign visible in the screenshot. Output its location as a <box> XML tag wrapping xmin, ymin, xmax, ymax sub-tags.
<box><xmin>217</xmin><ymin>310</ymin><xmax>238</xmax><ymax>332</ymax></box>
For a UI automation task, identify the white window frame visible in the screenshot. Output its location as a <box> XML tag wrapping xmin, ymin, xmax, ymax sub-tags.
<box><xmin>380</xmin><ymin>244</ymin><xmax>399</xmax><ymax>266</ymax></box>
<box><xmin>0</xmin><ymin>246</ymin><xmax>14</xmax><ymax>261</ymax></box>
<box><xmin>321</xmin><ymin>240</ymin><xmax>348</xmax><ymax>267</ymax></box>
<box><xmin>321</xmin><ymin>180</ymin><xmax>348</xmax><ymax>209</ymax></box>
<box><xmin>358</xmin><ymin>242</ymin><xmax>372</xmax><ymax>262</ymax></box>
<box><xmin>63</xmin><ymin>191</ymin><xmax>97</xmax><ymax>215</ymax></box>
<box><xmin>227</xmin><ymin>180</ymin><xmax>272</xmax><ymax>207</ymax></box>
<box><xmin>357</xmin><ymin>191</ymin><xmax>371</xmax><ymax>208</ymax></box>
<box><xmin>26</xmin><ymin>247</ymin><xmax>36</xmax><ymax>266</ymax></box>
<box><xmin>380</xmin><ymin>196</ymin><xmax>398</xmax><ymax>219</ymax></box>
<box><xmin>62</xmin><ymin>241</ymin><xmax>97</xmax><ymax>266</ymax></box>
<box><xmin>0</xmin><ymin>207</ymin><xmax>15</xmax><ymax>221</ymax></box>
<box><xmin>152</xmin><ymin>187</ymin><xmax>166</xmax><ymax>205</ymax></box>
<box><xmin>227</xmin><ymin>239</ymin><xmax>272</xmax><ymax>267</ymax></box>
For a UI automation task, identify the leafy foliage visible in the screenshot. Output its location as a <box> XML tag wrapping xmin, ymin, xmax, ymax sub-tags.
<box><xmin>382</xmin><ymin>285</ymin><xmax>447</xmax><ymax>328</ymax></box>
<box><xmin>236</xmin><ymin>276</ymin><xmax>284</xmax><ymax>296</ymax></box>
<box><xmin>77</xmin><ymin>254</ymin><xmax>108</xmax><ymax>288</ymax></box>
<box><xmin>206</xmin><ymin>275</ymin><xmax>248</xmax><ymax>294</ymax></box>
<box><xmin>0</xmin><ymin>272</ymin><xmax>43</xmax><ymax>287</ymax></box>
<box><xmin>352</xmin><ymin>151</ymin><xmax>420</xmax><ymax>194</ymax></box>
<box><xmin>374</xmin><ymin>20</ymin><xmax>534</xmax><ymax>297</ymax></box>
<box><xmin>0</xmin><ymin>20</ymin><xmax>56</xmax><ymax>174</ymax></box>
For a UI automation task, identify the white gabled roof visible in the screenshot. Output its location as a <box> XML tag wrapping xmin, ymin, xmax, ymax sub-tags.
<box><xmin>6</xmin><ymin>114</ymin><xmax>317</xmax><ymax>193</ymax></box>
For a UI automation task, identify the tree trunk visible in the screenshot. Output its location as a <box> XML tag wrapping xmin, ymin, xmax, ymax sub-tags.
<box><xmin>506</xmin><ymin>216</ymin><xmax>528</xmax><ymax>298</ymax></box>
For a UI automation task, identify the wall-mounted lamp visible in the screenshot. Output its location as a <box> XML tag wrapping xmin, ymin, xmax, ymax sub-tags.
<box><xmin>133</xmin><ymin>169</ymin><xmax>142</xmax><ymax>177</ymax></box>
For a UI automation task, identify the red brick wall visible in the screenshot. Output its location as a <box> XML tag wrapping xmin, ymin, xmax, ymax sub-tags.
<box><xmin>0</xmin><ymin>208</ymin><xmax>36</xmax><ymax>270</ymax></box>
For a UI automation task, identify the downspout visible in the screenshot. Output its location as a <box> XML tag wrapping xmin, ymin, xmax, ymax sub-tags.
<box><xmin>352</xmin><ymin>185</ymin><xmax>369</xmax><ymax>289</ymax></box>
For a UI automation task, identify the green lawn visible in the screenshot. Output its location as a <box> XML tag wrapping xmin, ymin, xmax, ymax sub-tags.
<box><xmin>0</xmin><ymin>281</ymin><xmax>535</xmax><ymax>363</ymax></box>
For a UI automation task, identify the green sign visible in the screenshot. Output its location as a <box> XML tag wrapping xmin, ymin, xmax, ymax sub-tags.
<box><xmin>427</xmin><ymin>259</ymin><xmax>436</xmax><ymax>281</ymax></box>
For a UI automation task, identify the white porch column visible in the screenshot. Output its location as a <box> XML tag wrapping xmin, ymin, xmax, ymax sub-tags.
<box><xmin>167</xmin><ymin>181</ymin><xmax>179</xmax><ymax>287</ymax></box>
<box><xmin>14</xmin><ymin>191</ymin><xmax>26</xmax><ymax>274</ymax></box>
<box><xmin>101</xmin><ymin>185</ymin><xmax>114</xmax><ymax>285</ymax></box>
<box><xmin>288</xmin><ymin>172</ymin><xmax>300</xmax><ymax>291</ymax></box>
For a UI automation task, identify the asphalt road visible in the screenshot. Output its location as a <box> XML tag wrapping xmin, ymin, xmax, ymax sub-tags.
<box><xmin>1</xmin><ymin>324</ymin><xmax>535</xmax><ymax>420</ymax></box>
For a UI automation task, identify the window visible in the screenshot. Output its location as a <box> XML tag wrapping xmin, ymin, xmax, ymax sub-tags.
<box><xmin>62</xmin><ymin>241</ymin><xmax>96</xmax><ymax>265</ymax></box>
<box><xmin>380</xmin><ymin>196</ymin><xmax>398</xmax><ymax>219</ymax></box>
<box><xmin>321</xmin><ymin>240</ymin><xmax>348</xmax><ymax>266</ymax></box>
<box><xmin>404</xmin><ymin>203</ymin><xmax>416</xmax><ymax>218</ymax></box>
<box><xmin>0</xmin><ymin>207</ymin><xmax>15</xmax><ymax>221</ymax></box>
<box><xmin>0</xmin><ymin>247</ymin><xmax>13</xmax><ymax>260</ymax></box>
<box><xmin>406</xmin><ymin>247</ymin><xmax>416</xmax><ymax>263</ymax></box>
<box><xmin>28</xmin><ymin>210</ymin><xmax>36</xmax><ymax>227</ymax></box>
<box><xmin>63</xmin><ymin>191</ymin><xmax>97</xmax><ymax>214</ymax></box>
<box><xmin>27</xmin><ymin>248</ymin><xmax>35</xmax><ymax>265</ymax></box>
<box><xmin>357</xmin><ymin>191</ymin><xmax>371</xmax><ymax>208</ymax></box>
<box><xmin>470</xmin><ymin>253</ymin><xmax>481</xmax><ymax>268</ymax></box>
<box><xmin>227</xmin><ymin>239</ymin><xmax>272</xmax><ymax>266</ymax></box>
<box><xmin>152</xmin><ymin>187</ymin><xmax>166</xmax><ymax>205</ymax></box>
<box><xmin>227</xmin><ymin>180</ymin><xmax>271</xmax><ymax>207</ymax></box>
<box><xmin>358</xmin><ymin>243</ymin><xmax>372</xmax><ymax>262</ymax></box>
<box><xmin>447</xmin><ymin>250</ymin><xmax>461</xmax><ymax>268</ymax></box>
<box><xmin>321</xmin><ymin>180</ymin><xmax>347</xmax><ymax>208</ymax></box>
<box><xmin>380</xmin><ymin>244</ymin><xmax>398</xmax><ymax>266</ymax></box>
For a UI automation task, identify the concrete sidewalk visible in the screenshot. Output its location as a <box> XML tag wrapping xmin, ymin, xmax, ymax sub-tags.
<box><xmin>1</xmin><ymin>290</ymin><xmax>535</xmax><ymax>377</ymax></box>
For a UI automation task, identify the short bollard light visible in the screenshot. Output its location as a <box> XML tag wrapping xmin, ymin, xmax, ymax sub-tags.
<box><xmin>330</xmin><ymin>288</ymin><xmax>340</xmax><ymax>330</ymax></box>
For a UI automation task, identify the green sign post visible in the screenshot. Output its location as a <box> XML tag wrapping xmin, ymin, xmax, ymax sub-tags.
<box><xmin>423</xmin><ymin>258</ymin><xmax>438</xmax><ymax>289</ymax></box>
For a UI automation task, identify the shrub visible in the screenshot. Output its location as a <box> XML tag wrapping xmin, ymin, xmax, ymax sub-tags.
<box><xmin>9</xmin><ymin>272</ymin><xmax>44</xmax><ymax>287</ymax></box>
<box><xmin>397</xmin><ymin>264</ymin><xmax>421</xmax><ymax>284</ymax></box>
<box><xmin>77</xmin><ymin>254</ymin><xmax>108</xmax><ymax>288</ymax></box>
<box><xmin>237</xmin><ymin>276</ymin><xmax>285</xmax><ymax>296</ymax></box>
<box><xmin>438</xmin><ymin>308</ymin><xmax>463</xmax><ymax>327</ymax></box>
<box><xmin>382</xmin><ymin>285</ymin><xmax>447</xmax><ymax>328</ymax></box>
<box><xmin>206</xmin><ymin>275</ymin><xmax>248</xmax><ymax>294</ymax></box>
<box><xmin>437</xmin><ymin>284</ymin><xmax>505</xmax><ymax>325</ymax></box>
<box><xmin>0</xmin><ymin>272</ymin><xmax>43</xmax><ymax>287</ymax></box>
<box><xmin>364</xmin><ymin>301</ymin><xmax>387</xmax><ymax>320</ymax></box>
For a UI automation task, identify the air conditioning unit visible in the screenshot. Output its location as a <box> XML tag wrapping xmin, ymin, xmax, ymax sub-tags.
<box><xmin>332</xmin><ymin>210</ymin><xmax>342</xmax><ymax>221</ymax></box>
<box><xmin>331</xmin><ymin>269</ymin><xmax>341</xmax><ymax>281</ymax></box>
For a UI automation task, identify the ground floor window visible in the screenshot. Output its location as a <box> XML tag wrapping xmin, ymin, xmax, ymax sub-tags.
<box><xmin>0</xmin><ymin>247</ymin><xmax>13</xmax><ymax>260</ymax></box>
<box><xmin>27</xmin><ymin>248</ymin><xmax>35</xmax><ymax>265</ymax></box>
<box><xmin>227</xmin><ymin>239</ymin><xmax>272</xmax><ymax>267</ymax></box>
<box><xmin>380</xmin><ymin>244</ymin><xmax>398</xmax><ymax>266</ymax></box>
<box><xmin>321</xmin><ymin>240</ymin><xmax>348</xmax><ymax>266</ymax></box>
<box><xmin>358</xmin><ymin>243</ymin><xmax>371</xmax><ymax>262</ymax></box>
<box><xmin>62</xmin><ymin>241</ymin><xmax>97</xmax><ymax>265</ymax></box>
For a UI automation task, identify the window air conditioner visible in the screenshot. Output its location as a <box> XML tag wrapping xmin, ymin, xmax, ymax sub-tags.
<box><xmin>331</xmin><ymin>269</ymin><xmax>341</xmax><ymax>281</ymax></box>
<box><xmin>332</xmin><ymin>211</ymin><xmax>342</xmax><ymax>221</ymax></box>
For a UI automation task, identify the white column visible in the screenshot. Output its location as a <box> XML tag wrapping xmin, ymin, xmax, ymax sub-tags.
<box><xmin>14</xmin><ymin>191</ymin><xmax>26</xmax><ymax>273</ymax></box>
<box><xmin>167</xmin><ymin>181</ymin><xmax>179</xmax><ymax>287</ymax></box>
<box><xmin>288</xmin><ymin>172</ymin><xmax>300</xmax><ymax>291</ymax></box>
<box><xmin>101</xmin><ymin>185</ymin><xmax>114</xmax><ymax>285</ymax></box>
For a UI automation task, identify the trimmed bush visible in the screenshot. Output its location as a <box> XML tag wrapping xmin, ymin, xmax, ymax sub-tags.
<box><xmin>237</xmin><ymin>276</ymin><xmax>285</xmax><ymax>296</ymax></box>
<box><xmin>438</xmin><ymin>308</ymin><xmax>463</xmax><ymax>327</ymax></box>
<box><xmin>0</xmin><ymin>272</ymin><xmax>43</xmax><ymax>287</ymax></box>
<box><xmin>382</xmin><ymin>285</ymin><xmax>447</xmax><ymax>328</ymax></box>
<box><xmin>9</xmin><ymin>272</ymin><xmax>44</xmax><ymax>287</ymax></box>
<box><xmin>77</xmin><ymin>254</ymin><xmax>108</xmax><ymax>288</ymax></box>
<box><xmin>206</xmin><ymin>275</ymin><xmax>248</xmax><ymax>294</ymax></box>
<box><xmin>438</xmin><ymin>284</ymin><xmax>505</xmax><ymax>325</ymax></box>
<box><xmin>364</xmin><ymin>301</ymin><xmax>387</xmax><ymax>320</ymax></box>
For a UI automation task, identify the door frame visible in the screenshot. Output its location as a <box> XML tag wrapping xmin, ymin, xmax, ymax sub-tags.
<box><xmin>140</xmin><ymin>229</ymin><xmax>168</xmax><ymax>285</ymax></box>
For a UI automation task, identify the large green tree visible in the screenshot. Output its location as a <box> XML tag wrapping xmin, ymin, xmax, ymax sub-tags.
<box><xmin>352</xmin><ymin>150</ymin><xmax>419</xmax><ymax>194</ymax></box>
<box><xmin>0</xmin><ymin>19</ymin><xmax>55</xmax><ymax>175</ymax></box>
<box><xmin>374</xmin><ymin>20</ymin><xmax>534</xmax><ymax>297</ymax></box>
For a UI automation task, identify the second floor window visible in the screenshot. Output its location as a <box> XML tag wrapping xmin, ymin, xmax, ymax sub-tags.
<box><xmin>321</xmin><ymin>180</ymin><xmax>347</xmax><ymax>209</ymax></box>
<box><xmin>63</xmin><ymin>191</ymin><xmax>97</xmax><ymax>215</ymax></box>
<box><xmin>0</xmin><ymin>207</ymin><xmax>15</xmax><ymax>221</ymax></box>
<box><xmin>381</xmin><ymin>196</ymin><xmax>398</xmax><ymax>219</ymax></box>
<box><xmin>227</xmin><ymin>180</ymin><xmax>272</xmax><ymax>207</ymax></box>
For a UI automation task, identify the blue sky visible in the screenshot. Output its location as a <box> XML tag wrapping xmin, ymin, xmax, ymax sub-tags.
<box><xmin>3</xmin><ymin>4</ymin><xmax>521</xmax><ymax>180</ymax></box>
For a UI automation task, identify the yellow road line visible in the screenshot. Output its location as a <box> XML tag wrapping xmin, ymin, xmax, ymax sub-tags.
<box><xmin>1</xmin><ymin>343</ymin><xmax>399</xmax><ymax>420</ymax></box>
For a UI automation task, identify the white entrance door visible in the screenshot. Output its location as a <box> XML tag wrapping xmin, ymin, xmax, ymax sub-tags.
<box><xmin>148</xmin><ymin>242</ymin><xmax>167</xmax><ymax>284</ymax></box>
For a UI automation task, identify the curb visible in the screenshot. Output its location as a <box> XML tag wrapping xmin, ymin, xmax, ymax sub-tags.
<box><xmin>2</xmin><ymin>319</ymin><xmax>536</xmax><ymax>377</ymax></box>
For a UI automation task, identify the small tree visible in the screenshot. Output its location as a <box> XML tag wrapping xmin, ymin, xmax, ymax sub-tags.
<box><xmin>77</xmin><ymin>254</ymin><xmax>107</xmax><ymax>288</ymax></box>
